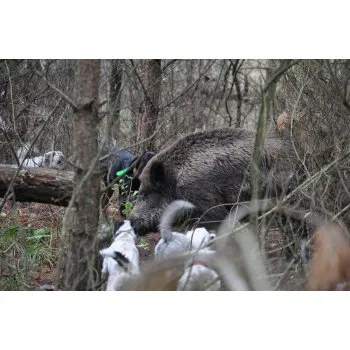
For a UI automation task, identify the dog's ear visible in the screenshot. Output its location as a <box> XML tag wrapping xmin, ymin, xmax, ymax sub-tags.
<box><xmin>100</xmin><ymin>249</ymin><xmax>131</xmax><ymax>271</ymax></box>
<box><xmin>149</xmin><ymin>160</ymin><xmax>165</xmax><ymax>187</ymax></box>
<box><xmin>113</xmin><ymin>252</ymin><xmax>130</xmax><ymax>271</ymax></box>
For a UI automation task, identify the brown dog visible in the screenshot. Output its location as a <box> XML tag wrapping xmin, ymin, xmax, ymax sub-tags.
<box><xmin>308</xmin><ymin>223</ymin><xmax>350</xmax><ymax>291</ymax></box>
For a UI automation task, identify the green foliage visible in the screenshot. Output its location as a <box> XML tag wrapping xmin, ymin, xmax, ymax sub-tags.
<box><xmin>137</xmin><ymin>236</ymin><xmax>149</xmax><ymax>250</ymax></box>
<box><xmin>117</xmin><ymin>177</ymin><xmax>131</xmax><ymax>197</ymax></box>
<box><xmin>122</xmin><ymin>201</ymin><xmax>134</xmax><ymax>217</ymax></box>
<box><xmin>2</xmin><ymin>224</ymin><xmax>20</xmax><ymax>238</ymax></box>
<box><xmin>0</xmin><ymin>217</ymin><xmax>57</xmax><ymax>291</ymax></box>
<box><xmin>117</xmin><ymin>177</ymin><xmax>139</xmax><ymax>216</ymax></box>
<box><xmin>26</xmin><ymin>228</ymin><xmax>51</xmax><ymax>241</ymax></box>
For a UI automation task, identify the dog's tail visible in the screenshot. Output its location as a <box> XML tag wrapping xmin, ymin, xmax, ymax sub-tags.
<box><xmin>159</xmin><ymin>200</ymin><xmax>195</xmax><ymax>242</ymax></box>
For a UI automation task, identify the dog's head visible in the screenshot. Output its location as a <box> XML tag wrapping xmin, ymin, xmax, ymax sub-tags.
<box><xmin>115</xmin><ymin>220</ymin><xmax>137</xmax><ymax>239</ymax></box>
<box><xmin>43</xmin><ymin>151</ymin><xmax>64</xmax><ymax>169</ymax></box>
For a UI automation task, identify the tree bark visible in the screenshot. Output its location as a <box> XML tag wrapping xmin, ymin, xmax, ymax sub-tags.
<box><xmin>98</xmin><ymin>59</ymin><xmax>112</xmax><ymax>145</ymax></box>
<box><xmin>57</xmin><ymin>59</ymin><xmax>101</xmax><ymax>291</ymax></box>
<box><xmin>136</xmin><ymin>59</ymin><xmax>161</xmax><ymax>152</ymax></box>
<box><xmin>0</xmin><ymin>165</ymin><xmax>73</xmax><ymax>206</ymax></box>
<box><xmin>110</xmin><ymin>60</ymin><xmax>123</xmax><ymax>141</ymax></box>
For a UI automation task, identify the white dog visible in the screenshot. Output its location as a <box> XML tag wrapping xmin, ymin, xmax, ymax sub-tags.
<box><xmin>154</xmin><ymin>200</ymin><xmax>193</xmax><ymax>261</ymax></box>
<box><xmin>19</xmin><ymin>150</ymin><xmax>64</xmax><ymax>169</ymax></box>
<box><xmin>186</xmin><ymin>227</ymin><xmax>216</xmax><ymax>251</ymax></box>
<box><xmin>99</xmin><ymin>220</ymin><xmax>139</xmax><ymax>291</ymax></box>
<box><xmin>178</xmin><ymin>229</ymin><xmax>221</xmax><ymax>291</ymax></box>
<box><xmin>154</xmin><ymin>200</ymin><xmax>221</xmax><ymax>290</ymax></box>
<box><xmin>177</xmin><ymin>259</ymin><xmax>221</xmax><ymax>291</ymax></box>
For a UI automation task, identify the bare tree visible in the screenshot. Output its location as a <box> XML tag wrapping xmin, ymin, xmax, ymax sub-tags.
<box><xmin>57</xmin><ymin>59</ymin><xmax>101</xmax><ymax>291</ymax></box>
<box><xmin>134</xmin><ymin>59</ymin><xmax>162</xmax><ymax>152</ymax></box>
<box><xmin>98</xmin><ymin>59</ymin><xmax>112</xmax><ymax>144</ymax></box>
<box><xmin>109</xmin><ymin>60</ymin><xmax>123</xmax><ymax>143</ymax></box>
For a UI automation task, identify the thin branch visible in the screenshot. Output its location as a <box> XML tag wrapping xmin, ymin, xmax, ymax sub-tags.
<box><xmin>234</xmin><ymin>71</ymin><xmax>243</xmax><ymax>127</ymax></box>
<box><xmin>274</xmin><ymin>258</ymin><xmax>296</xmax><ymax>290</ymax></box>
<box><xmin>282</xmin><ymin>147</ymin><xmax>350</xmax><ymax>204</ymax></box>
<box><xmin>344</xmin><ymin>78</ymin><xmax>350</xmax><ymax>112</ymax></box>
<box><xmin>159</xmin><ymin>60</ymin><xmax>216</xmax><ymax>110</ymax></box>
<box><xmin>224</xmin><ymin>60</ymin><xmax>237</xmax><ymax>126</ymax></box>
<box><xmin>14</xmin><ymin>86</ymin><xmax>50</xmax><ymax>121</ymax></box>
<box><xmin>129</xmin><ymin>59</ymin><xmax>154</xmax><ymax>108</ymax></box>
<box><xmin>0</xmin><ymin>98</ymin><xmax>63</xmax><ymax>212</ymax></box>
<box><xmin>4</xmin><ymin>60</ymin><xmax>16</xmax><ymax>131</ymax></box>
<box><xmin>2</xmin><ymin>130</ymin><xmax>20</xmax><ymax>166</ymax></box>
<box><xmin>33</xmin><ymin>67</ymin><xmax>77</xmax><ymax>109</ymax></box>
<box><xmin>161</xmin><ymin>59</ymin><xmax>177</xmax><ymax>72</ymax></box>
<box><xmin>263</xmin><ymin>60</ymin><xmax>300</xmax><ymax>94</ymax></box>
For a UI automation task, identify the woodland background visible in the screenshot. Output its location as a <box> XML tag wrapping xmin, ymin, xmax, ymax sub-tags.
<box><xmin>1</xmin><ymin>59</ymin><xmax>350</xmax><ymax>290</ymax></box>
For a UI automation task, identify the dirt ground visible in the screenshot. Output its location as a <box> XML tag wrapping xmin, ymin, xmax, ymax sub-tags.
<box><xmin>0</xmin><ymin>202</ymin><xmax>307</xmax><ymax>291</ymax></box>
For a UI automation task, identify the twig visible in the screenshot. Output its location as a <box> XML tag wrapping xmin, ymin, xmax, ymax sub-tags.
<box><xmin>98</xmin><ymin>117</ymin><xmax>167</xmax><ymax>167</ymax></box>
<box><xmin>0</xmin><ymin>98</ymin><xmax>63</xmax><ymax>212</ymax></box>
<box><xmin>159</xmin><ymin>60</ymin><xmax>216</xmax><ymax>110</ymax></box>
<box><xmin>224</xmin><ymin>60</ymin><xmax>238</xmax><ymax>126</ymax></box>
<box><xmin>289</xmin><ymin>61</ymin><xmax>311</xmax><ymax>177</ymax></box>
<box><xmin>129</xmin><ymin>60</ymin><xmax>154</xmax><ymax>108</ymax></box>
<box><xmin>274</xmin><ymin>258</ymin><xmax>296</xmax><ymax>290</ymax></box>
<box><xmin>2</xmin><ymin>129</ymin><xmax>20</xmax><ymax>166</ymax></box>
<box><xmin>4</xmin><ymin>60</ymin><xmax>16</xmax><ymax>132</ymax></box>
<box><xmin>282</xmin><ymin>147</ymin><xmax>350</xmax><ymax>203</ymax></box>
<box><xmin>161</xmin><ymin>59</ymin><xmax>177</xmax><ymax>72</ymax></box>
<box><xmin>332</xmin><ymin>202</ymin><xmax>350</xmax><ymax>221</ymax></box>
<box><xmin>33</xmin><ymin>67</ymin><xmax>77</xmax><ymax>109</ymax></box>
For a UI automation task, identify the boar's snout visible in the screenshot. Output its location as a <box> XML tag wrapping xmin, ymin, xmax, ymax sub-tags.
<box><xmin>129</xmin><ymin>217</ymin><xmax>148</xmax><ymax>236</ymax></box>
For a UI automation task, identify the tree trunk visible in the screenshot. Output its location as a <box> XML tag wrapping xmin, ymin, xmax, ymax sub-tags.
<box><xmin>136</xmin><ymin>59</ymin><xmax>161</xmax><ymax>152</ymax></box>
<box><xmin>0</xmin><ymin>165</ymin><xmax>73</xmax><ymax>206</ymax></box>
<box><xmin>57</xmin><ymin>60</ymin><xmax>101</xmax><ymax>291</ymax></box>
<box><xmin>98</xmin><ymin>59</ymin><xmax>112</xmax><ymax>145</ymax></box>
<box><xmin>110</xmin><ymin>60</ymin><xmax>123</xmax><ymax>143</ymax></box>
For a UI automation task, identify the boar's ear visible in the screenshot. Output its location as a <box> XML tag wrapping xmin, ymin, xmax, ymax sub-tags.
<box><xmin>149</xmin><ymin>160</ymin><xmax>165</xmax><ymax>186</ymax></box>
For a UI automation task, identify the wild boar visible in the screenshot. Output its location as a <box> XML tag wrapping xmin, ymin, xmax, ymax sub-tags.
<box><xmin>129</xmin><ymin>127</ymin><xmax>294</xmax><ymax>236</ymax></box>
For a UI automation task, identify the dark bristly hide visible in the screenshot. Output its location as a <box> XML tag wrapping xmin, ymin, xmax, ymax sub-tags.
<box><xmin>129</xmin><ymin>127</ymin><xmax>294</xmax><ymax>235</ymax></box>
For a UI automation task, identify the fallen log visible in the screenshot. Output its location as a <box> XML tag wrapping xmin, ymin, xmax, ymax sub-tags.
<box><xmin>0</xmin><ymin>164</ymin><xmax>74</xmax><ymax>207</ymax></box>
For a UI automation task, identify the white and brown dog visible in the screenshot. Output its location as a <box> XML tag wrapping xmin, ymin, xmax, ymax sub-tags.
<box><xmin>99</xmin><ymin>220</ymin><xmax>140</xmax><ymax>291</ymax></box>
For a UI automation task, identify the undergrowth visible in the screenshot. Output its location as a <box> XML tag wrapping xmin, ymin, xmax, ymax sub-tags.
<box><xmin>0</xmin><ymin>206</ymin><xmax>61</xmax><ymax>290</ymax></box>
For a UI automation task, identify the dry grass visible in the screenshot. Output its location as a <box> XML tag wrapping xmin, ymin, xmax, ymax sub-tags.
<box><xmin>3</xmin><ymin>199</ymin><xmax>350</xmax><ymax>291</ymax></box>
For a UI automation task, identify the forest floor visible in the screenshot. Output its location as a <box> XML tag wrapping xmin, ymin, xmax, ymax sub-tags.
<box><xmin>0</xmin><ymin>202</ymin><xmax>307</xmax><ymax>291</ymax></box>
